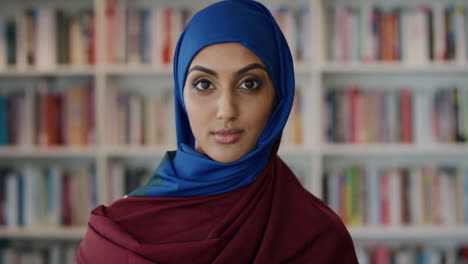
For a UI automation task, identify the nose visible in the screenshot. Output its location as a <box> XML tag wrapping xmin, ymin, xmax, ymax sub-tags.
<box><xmin>216</xmin><ymin>89</ymin><xmax>238</xmax><ymax>121</ymax></box>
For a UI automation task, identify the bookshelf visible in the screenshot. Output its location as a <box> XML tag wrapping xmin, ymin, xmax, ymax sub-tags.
<box><xmin>1</xmin><ymin>0</ymin><xmax>468</xmax><ymax>262</ymax></box>
<box><xmin>318</xmin><ymin>1</ymin><xmax>468</xmax><ymax>261</ymax></box>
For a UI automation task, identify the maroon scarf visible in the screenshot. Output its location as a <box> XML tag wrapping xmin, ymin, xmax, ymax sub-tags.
<box><xmin>77</xmin><ymin>154</ymin><xmax>358</xmax><ymax>263</ymax></box>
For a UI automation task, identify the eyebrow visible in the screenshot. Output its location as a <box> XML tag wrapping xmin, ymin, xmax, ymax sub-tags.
<box><xmin>187</xmin><ymin>63</ymin><xmax>267</xmax><ymax>78</ymax></box>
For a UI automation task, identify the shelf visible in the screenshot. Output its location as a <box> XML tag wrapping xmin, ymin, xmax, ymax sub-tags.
<box><xmin>0</xmin><ymin>66</ymin><xmax>95</xmax><ymax>76</ymax></box>
<box><xmin>104</xmin><ymin>145</ymin><xmax>175</xmax><ymax>157</ymax></box>
<box><xmin>0</xmin><ymin>146</ymin><xmax>97</xmax><ymax>158</ymax></box>
<box><xmin>0</xmin><ymin>226</ymin><xmax>86</xmax><ymax>240</ymax></box>
<box><xmin>349</xmin><ymin>226</ymin><xmax>468</xmax><ymax>241</ymax></box>
<box><xmin>321</xmin><ymin>62</ymin><xmax>468</xmax><ymax>73</ymax></box>
<box><xmin>321</xmin><ymin>143</ymin><xmax>468</xmax><ymax>156</ymax></box>
<box><xmin>278</xmin><ymin>145</ymin><xmax>315</xmax><ymax>156</ymax></box>
<box><xmin>103</xmin><ymin>65</ymin><xmax>173</xmax><ymax>75</ymax></box>
<box><xmin>105</xmin><ymin>145</ymin><xmax>315</xmax><ymax>158</ymax></box>
<box><xmin>103</xmin><ymin>64</ymin><xmax>311</xmax><ymax>76</ymax></box>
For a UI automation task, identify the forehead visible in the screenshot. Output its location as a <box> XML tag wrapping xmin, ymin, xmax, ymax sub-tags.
<box><xmin>189</xmin><ymin>42</ymin><xmax>265</xmax><ymax>68</ymax></box>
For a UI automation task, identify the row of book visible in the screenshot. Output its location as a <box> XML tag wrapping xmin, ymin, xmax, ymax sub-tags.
<box><xmin>327</xmin><ymin>4</ymin><xmax>468</xmax><ymax>63</ymax></box>
<box><xmin>106</xmin><ymin>87</ymin><xmax>306</xmax><ymax>147</ymax></box>
<box><xmin>0</xmin><ymin>80</ymin><xmax>95</xmax><ymax>147</ymax></box>
<box><xmin>324</xmin><ymin>87</ymin><xmax>413</xmax><ymax>143</ymax></box>
<box><xmin>106</xmin><ymin>88</ymin><xmax>175</xmax><ymax>146</ymax></box>
<box><xmin>105</xmin><ymin>1</ymin><xmax>188</xmax><ymax>66</ymax></box>
<box><xmin>108</xmin><ymin>160</ymin><xmax>307</xmax><ymax>203</ymax></box>
<box><xmin>432</xmin><ymin>88</ymin><xmax>468</xmax><ymax>143</ymax></box>
<box><xmin>0</xmin><ymin>8</ymin><xmax>95</xmax><ymax>69</ymax></box>
<box><xmin>105</xmin><ymin>1</ymin><xmax>313</xmax><ymax>66</ymax></box>
<box><xmin>271</xmin><ymin>6</ymin><xmax>312</xmax><ymax>64</ymax></box>
<box><xmin>0</xmin><ymin>241</ymin><xmax>78</xmax><ymax>264</ymax></box>
<box><xmin>355</xmin><ymin>244</ymin><xmax>468</xmax><ymax>264</ymax></box>
<box><xmin>0</xmin><ymin>165</ymin><xmax>98</xmax><ymax>228</ymax></box>
<box><xmin>324</xmin><ymin>165</ymin><xmax>468</xmax><ymax>227</ymax></box>
<box><xmin>0</xmin><ymin>83</ymin><xmax>305</xmax><ymax>148</ymax></box>
<box><xmin>324</xmin><ymin>85</ymin><xmax>468</xmax><ymax>144</ymax></box>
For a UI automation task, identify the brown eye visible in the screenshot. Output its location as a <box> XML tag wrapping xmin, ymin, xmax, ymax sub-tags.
<box><xmin>240</xmin><ymin>78</ymin><xmax>262</xmax><ymax>90</ymax></box>
<box><xmin>193</xmin><ymin>79</ymin><xmax>214</xmax><ymax>91</ymax></box>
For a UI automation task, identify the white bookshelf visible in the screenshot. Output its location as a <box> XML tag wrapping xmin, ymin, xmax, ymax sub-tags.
<box><xmin>321</xmin><ymin>143</ymin><xmax>468</xmax><ymax>156</ymax></box>
<box><xmin>321</xmin><ymin>62</ymin><xmax>468</xmax><ymax>73</ymax></box>
<box><xmin>0</xmin><ymin>66</ymin><xmax>96</xmax><ymax>77</ymax></box>
<box><xmin>1</xmin><ymin>0</ymin><xmax>467</xmax><ymax>251</ymax></box>
<box><xmin>316</xmin><ymin>0</ymin><xmax>468</xmax><ymax>253</ymax></box>
<box><xmin>0</xmin><ymin>227</ymin><xmax>86</xmax><ymax>240</ymax></box>
<box><xmin>349</xmin><ymin>226</ymin><xmax>468</xmax><ymax>241</ymax></box>
<box><xmin>0</xmin><ymin>146</ymin><xmax>97</xmax><ymax>158</ymax></box>
<box><xmin>103</xmin><ymin>65</ymin><xmax>173</xmax><ymax>75</ymax></box>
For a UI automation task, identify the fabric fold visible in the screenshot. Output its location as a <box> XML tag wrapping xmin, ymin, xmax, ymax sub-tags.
<box><xmin>77</xmin><ymin>154</ymin><xmax>357</xmax><ymax>263</ymax></box>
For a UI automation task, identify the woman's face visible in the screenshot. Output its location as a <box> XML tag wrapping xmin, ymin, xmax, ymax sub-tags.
<box><xmin>183</xmin><ymin>42</ymin><xmax>276</xmax><ymax>163</ymax></box>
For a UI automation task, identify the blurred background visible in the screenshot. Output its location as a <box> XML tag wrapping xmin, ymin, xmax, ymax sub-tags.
<box><xmin>0</xmin><ymin>0</ymin><xmax>467</xmax><ymax>262</ymax></box>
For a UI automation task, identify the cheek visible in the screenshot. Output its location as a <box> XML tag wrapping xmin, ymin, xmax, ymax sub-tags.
<box><xmin>184</xmin><ymin>96</ymin><xmax>212</xmax><ymax>136</ymax></box>
<box><xmin>244</xmin><ymin>94</ymin><xmax>275</xmax><ymax>131</ymax></box>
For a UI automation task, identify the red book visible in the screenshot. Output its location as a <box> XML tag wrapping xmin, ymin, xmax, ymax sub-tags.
<box><xmin>106</xmin><ymin>0</ymin><xmax>117</xmax><ymax>64</ymax></box>
<box><xmin>63</xmin><ymin>172</ymin><xmax>73</xmax><ymax>226</ymax></box>
<box><xmin>349</xmin><ymin>87</ymin><xmax>359</xmax><ymax>143</ymax></box>
<box><xmin>400</xmin><ymin>88</ymin><xmax>413</xmax><ymax>143</ymax></box>
<box><xmin>380</xmin><ymin>171</ymin><xmax>390</xmax><ymax>226</ymax></box>
<box><xmin>162</xmin><ymin>9</ymin><xmax>173</xmax><ymax>65</ymax></box>
<box><xmin>372</xmin><ymin>246</ymin><xmax>391</xmax><ymax>264</ymax></box>
<box><xmin>44</xmin><ymin>94</ymin><xmax>61</xmax><ymax>146</ymax></box>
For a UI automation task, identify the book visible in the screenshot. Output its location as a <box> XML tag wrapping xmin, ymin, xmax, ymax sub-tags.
<box><xmin>327</xmin><ymin>4</ymin><xmax>468</xmax><ymax>63</ymax></box>
<box><xmin>325</xmin><ymin>163</ymin><xmax>468</xmax><ymax>226</ymax></box>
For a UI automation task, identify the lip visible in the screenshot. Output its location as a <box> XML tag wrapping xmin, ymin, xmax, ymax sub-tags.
<box><xmin>211</xmin><ymin>128</ymin><xmax>244</xmax><ymax>144</ymax></box>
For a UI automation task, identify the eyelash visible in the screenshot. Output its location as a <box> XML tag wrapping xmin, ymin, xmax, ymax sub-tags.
<box><xmin>192</xmin><ymin>77</ymin><xmax>263</xmax><ymax>91</ymax></box>
<box><xmin>192</xmin><ymin>78</ymin><xmax>214</xmax><ymax>91</ymax></box>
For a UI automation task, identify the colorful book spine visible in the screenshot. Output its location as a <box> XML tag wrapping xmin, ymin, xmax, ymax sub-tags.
<box><xmin>355</xmin><ymin>244</ymin><xmax>468</xmax><ymax>264</ymax></box>
<box><xmin>106</xmin><ymin>88</ymin><xmax>176</xmax><ymax>147</ymax></box>
<box><xmin>325</xmin><ymin>164</ymin><xmax>468</xmax><ymax>226</ymax></box>
<box><xmin>325</xmin><ymin>86</ymin><xmax>413</xmax><ymax>144</ymax></box>
<box><xmin>328</xmin><ymin>4</ymin><xmax>468</xmax><ymax>63</ymax></box>
<box><xmin>0</xmin><ymin>164</ymin><xmax>97</xmax><ymax>228</ymax></box>
<box><xmin>0</xmin><ymin>7</ymin><xmax>95</xmax><ymax>68</ymax></box>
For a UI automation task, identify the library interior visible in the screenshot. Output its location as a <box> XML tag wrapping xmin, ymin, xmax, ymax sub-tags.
<box><xmin>0</xmin><ymin>0</ymin><xmax>468</xmax><ymax>263</ymax></box>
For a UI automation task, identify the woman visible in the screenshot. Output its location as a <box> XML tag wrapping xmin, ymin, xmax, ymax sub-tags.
<box><xmin>77</xmin><ymin>0</ymin><xmax>358</xmax><ymax>263</ymax></box>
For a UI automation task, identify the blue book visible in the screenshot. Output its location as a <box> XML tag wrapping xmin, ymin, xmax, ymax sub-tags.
<box><xmin>0</xmin><ymin>96</ymin><xmax>8</xmax><ymax>145</ymax></box>
<box><xmin>140</xmin><ymin>9</ymin><xmax>151</xmax><ymax>64</ymax></box>
<box><xmin>17</xmin><ymin>172</ymin><xmax>24</xmax><ymax>227</ymax></box>
<box><xmin>6</xmin><ymin>20</ymin><xmax>15</xmax><ymax>65</ymax></box>
<box><xmin>45</xmin><ymin>167</ymin><xmax>54</xmax><ymax>221</ymax></box>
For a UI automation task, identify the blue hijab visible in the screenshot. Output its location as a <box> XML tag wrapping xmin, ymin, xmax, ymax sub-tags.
<box><xmin>129</xmin><ymin>0</ymin><xmax>294</xmax><ymax>197</ymax></box>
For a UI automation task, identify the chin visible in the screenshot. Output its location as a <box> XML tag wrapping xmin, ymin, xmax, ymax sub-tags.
<box><xmin>208</xmin><ymin>149</ymin><xmax>246</xmax><ymax>163</ymax></box>
<box><xmin>210</xmin><ymin>154</ymin><xmax>242</xmax><ymax>163</ymax></box>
